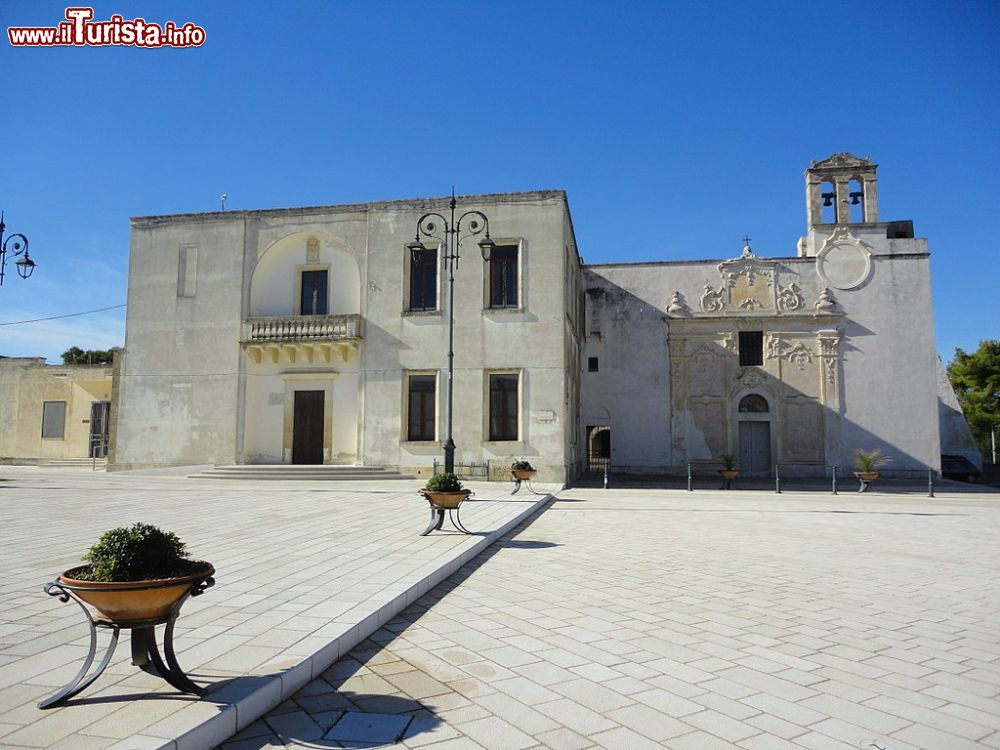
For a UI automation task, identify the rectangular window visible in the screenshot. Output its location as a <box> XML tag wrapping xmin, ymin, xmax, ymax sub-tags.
<box><xmin>300</xmin><ymin>270</ymin><xmax>329</xmax><ymax>315</ymax></box>
<box><xmin>41</xmin><ymin>401</ymin><xmax>67</xmax><ymax>439</ymax></box>
<box><xmin>489</xmin><ymin>244</ymin><xmax>518</xmax><ymax>309</ymax></box>
<box><xmin>409</xmin><ymin>248</ymin><xmax>437</xmax><ymax>311</ymax></box>
<box><xmin>489</xmin><ymin>373</ymin><xmax>519</xmax><ymax>441</ymax></box>
<box><xmin>407</xmin><ymin>375</ymin><xmax>436</xmax><ymax>441</ymax></box>
<box><xmin>588</xmin><ymin>356</ymin><xmax>599</xmax><ymax>372</ymax></box>
<box><xmin>739</xmin><ymin>331</ymin><xmax>764</xmax><ymax>366</ymax></box>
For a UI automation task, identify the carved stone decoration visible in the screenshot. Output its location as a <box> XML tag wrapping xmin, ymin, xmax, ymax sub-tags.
<box><xmin>720</xmin><ymin>254</ymin><xmax>775</xmax><ymax>311</ymax></box>
<box><xmin>766</xmin><ymin>335</ymin><xmax>785</xmax><ymax>360</ymax></box>
<box><xmin>700</xmin><ymin>284</ymin><xmax>725</xmax><ymax>313</ymax></box>
<box><xmin>667</xmin><ymin>291</ymin><xmax>691</xmax><ymax>316</ymax></box>
<box><xmin>814</xmin><ymin>288</ymin><xmax>838</xmax><ymax>313</ymax></box>
<box><xmin>738</xmin><ymin>368</ymin><xmax>766</xmax><ymax>389</ymax></box>
<box><xmin>816</xmin><ymin>227</ymin><xmax>873</xmax><ymax>290</ymax></box>
<box><xmin>785</xmin><ymin>343</ymin><xmax>813</xmax><ymax>372</ymax></box>
<box><xmin>690</xmin><ymin>346</ymin><xmax>723</xmax><ymax>397</ymax></box>
<box><xmin>306</xmin><ymin>238</ymin><xmax>320</xmax><ymax>263</ymax></box>
<box><xmin>723</xmin><ymin>332</ymin><xmax>736</xmax><ymax>353</ymax></box>
<box><xmin>668</xmin><ymin>339</ymin><xmax>685</xmax><ymax>380</ymax></box>
<box><xmin>817</xmin><ymin>330</ymin><xmax>842</xmax><ymax>385</ymax></box>
<box><xmin>776</xmin><ymin>283</ymin><xmax>804</xmax><ymax>312</ymax></box>
<box><xmin>809</xmin><ymin>152</ymin><xmax>873</xmax><ymax>169</ymax></box>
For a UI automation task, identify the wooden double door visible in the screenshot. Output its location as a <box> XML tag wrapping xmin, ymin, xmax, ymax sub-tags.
<box><xmin>292</xmin><ymin>391</ymin><xmax>324</xmax><ymax>464</ymax></box>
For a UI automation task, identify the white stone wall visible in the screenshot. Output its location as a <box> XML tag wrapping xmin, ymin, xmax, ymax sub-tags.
<box><xmin>581</xmin><ymin>227</ymin><xmax>942</xmax><ymax>476</ymax></box>
<box><xmin>113</xmin><ymin>193</ymin><xmax>581</xmax><ymax>482</ymax></box>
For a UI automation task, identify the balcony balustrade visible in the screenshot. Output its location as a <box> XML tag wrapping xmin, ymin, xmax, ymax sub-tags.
<box><xmin>241</xmin><ymin>314</ymin><xmax>362</xmax><ymax>364</ymax></box>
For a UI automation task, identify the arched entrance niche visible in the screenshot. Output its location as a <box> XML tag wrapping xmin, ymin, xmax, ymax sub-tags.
<box><xmin>736</xmin><ymin>392</ymin><xmax>773</xmax><ymax>477</ymax></box>
<box><xmin>249</xmin><ymin>231</ymin><xmax>361</xmax><ymax>317</ymax></box>
<box><xmin>242</xmin><ymin>231</ymin><xmax>362</xmax><ymax>466</ymax></box>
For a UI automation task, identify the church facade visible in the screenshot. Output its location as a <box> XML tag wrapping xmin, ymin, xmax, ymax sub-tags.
<box><xmin>111</xmin><ymin>154</ymin><xmax>966</xmax><ymax>481</ymax></box>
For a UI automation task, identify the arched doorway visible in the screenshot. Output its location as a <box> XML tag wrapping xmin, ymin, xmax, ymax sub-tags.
<box><xmin>738</xmin><ymin>393</ymin><xmax>772</xmax><ymax>476</ymax></box>
<box><xmin>586</xmin><ymin>425</ymin><xmax>611</xmax><ymax>474</ymax></box>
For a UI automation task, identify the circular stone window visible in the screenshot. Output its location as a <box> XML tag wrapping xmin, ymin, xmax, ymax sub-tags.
<box><xmin>816</xmin><ymin>234</ymin><xmax>872</xmax><ymax>290</ymax></box>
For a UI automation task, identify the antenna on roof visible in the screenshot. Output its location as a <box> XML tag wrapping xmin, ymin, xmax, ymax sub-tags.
<box><xmin>220</xmin><ymin>193</ymin><xmax>228</xmax><ymax>211</ymax></box>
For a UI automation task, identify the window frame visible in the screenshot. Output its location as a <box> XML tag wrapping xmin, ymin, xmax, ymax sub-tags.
<box><xmin>485</xmin><ymin>370</ymin><xmax>521</xmax><ymax>443</ymax></box>
<box><xmin>739</xmin><ymin>331</ymin><xmax>764</xmax><ymax>367</ymax></box>
<box><xmin>485</xmin><ymin>240</ymin><xmax>522</xmax><ymax>311</ymax></box>
<box><xmin>403</xmin><ymin>371</ymin><xmax>438</xmax><ymax>443</ymax></box>
<box><xmin>407</xmin><ymin>245</ymin><xmax>439</xmax><ymax>313</ymax></box>
<box><xmin>295</xmin><ymin>264</ymin><xmax>330</xmax><ymax>316</ymax></box>
<box><xmin>41</xmin><ymin>400</ymin><xmax>67</xmax><ymax>439</ymax></box>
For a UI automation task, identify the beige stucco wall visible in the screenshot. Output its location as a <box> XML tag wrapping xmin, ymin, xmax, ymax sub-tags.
<box><xmin>0</xmin><ymin>358</ymin><xmax>113</xmax><ymax>462</ymax></box>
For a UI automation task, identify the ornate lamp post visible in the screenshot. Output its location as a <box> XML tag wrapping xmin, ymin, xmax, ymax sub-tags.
<box><xmin>408</xmin><ymin>193</ymin><xmax>495</xmax><ymax>474</ymax></box>
<box><xmin>0</xmin><ymin>212</ymin><xmax>36</xmax><ymax>286</ymax></box>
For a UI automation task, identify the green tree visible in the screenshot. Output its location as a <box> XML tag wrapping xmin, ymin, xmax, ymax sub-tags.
<box><xmin>947</xmin><ymin>339</ymin><xmax>1000</xmax><ymax>458</ymax></box>
<box><xmin>61</xmin><ymin>347</ymin><xmax>116</xmax><ymax>365</ymax></box>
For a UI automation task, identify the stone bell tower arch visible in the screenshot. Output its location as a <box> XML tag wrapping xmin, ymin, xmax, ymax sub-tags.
<box><xmin>805</xmin><ymin>153</ymin><xmax>880</xmax><ymax>228</ymax></box>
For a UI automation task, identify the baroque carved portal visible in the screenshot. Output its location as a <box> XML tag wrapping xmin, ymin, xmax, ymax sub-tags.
<box><xmin>686</xmin><ymin>244</ymin><xmax>810</xmax><ymax>317</ymax></box>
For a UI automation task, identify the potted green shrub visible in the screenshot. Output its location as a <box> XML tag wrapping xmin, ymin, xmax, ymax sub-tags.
<box><xmin>853</xmin><ymin>448</ymin><xmax>890</xmax><ymax>492</ymax></box>
<box><xmin>718</xmin><ymin>453</ymin><xmax>740</xmax><ymax>489</ymax></box>
<box><xmin>511</xmin><ymin>459</ymin><xmax>536</xmax><ymax>481</ymax></box>
<box><xmin>58</xmin><ymin>523</ymin><xmax>214</xmax><ymax>623</ymax></box>
<box><xmin>420</xmin><ymin>472</ymin><xmax>472</xmax><ymax>509</ymax></box>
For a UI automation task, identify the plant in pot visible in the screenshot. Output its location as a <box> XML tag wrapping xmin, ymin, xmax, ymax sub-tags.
<box><xmin>38</xmin><ymin>523</ymin><xmax>215</xmax><ymax>708</ymax></box>
<box><xmin>59</xmin><ymin>522</ymin><xmax>215</xmax><ymax>623</ymax></box>
<box><xmin>420</xmin><ymin>472</ymin><xmax>472</xmax><ymax>509</ymax></box>
<box><xmin>852</xmin><ymin>448</ymin><xmax>890</xmax><ymax>492</ymax></box>
<box><xmin>718</xmin><ymin>454</ymin><xmax>740</xmax><ymax>489</ymax></box>
<box><xmin>511</xmin><ymin>459</ymin><xmax>536</xmax><ymax>481</ymax></box>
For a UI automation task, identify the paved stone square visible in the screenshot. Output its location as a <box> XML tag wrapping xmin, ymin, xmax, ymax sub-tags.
<box><xmin>238</xmin><ymin>485</ymin><xmax>1000</xmax><ymax>749</ymax></box>
<box><xmin>0</xmin><ymin>466</ymin><xmax>553</xmax><ymax>750</ymax></box>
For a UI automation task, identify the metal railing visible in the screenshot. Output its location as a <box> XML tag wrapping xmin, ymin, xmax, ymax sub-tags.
<box><xmin>242</xmin><ymin>313</ymin><xmax>362</xmax><ymax>343</ymax></box>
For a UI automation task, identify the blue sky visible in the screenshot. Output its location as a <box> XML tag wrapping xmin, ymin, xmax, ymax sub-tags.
<box><xmin>1</xmin><ymin>0</ymin><xmax>997</xmax><ymax>363</ymax></box>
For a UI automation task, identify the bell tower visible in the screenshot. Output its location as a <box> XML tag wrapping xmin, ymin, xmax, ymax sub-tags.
<box><xmin>805</xmin><ymin>153</ymin><xmax>879</xmax><ymax>228</ymax></box>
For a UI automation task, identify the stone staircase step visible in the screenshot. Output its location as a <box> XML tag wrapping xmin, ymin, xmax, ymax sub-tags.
<box><xmin>189</xmin><ymin>465</ymin><xmax>415</xmax><ymax>481</ymax></box>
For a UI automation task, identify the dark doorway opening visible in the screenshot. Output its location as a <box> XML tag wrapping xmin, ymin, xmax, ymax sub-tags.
<box><xmin>586</xmin><ymin>425</ymin><xmax>611</xmax><ymax>474</ymax></box>
<box><xmin>89</xmin><ymin>401</ymin><xmax>111</xmax><ymax>458</ymax></box>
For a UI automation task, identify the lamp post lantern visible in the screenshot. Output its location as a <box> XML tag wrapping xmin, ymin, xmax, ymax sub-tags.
<box><xmin>409</xmin><ymin>192</ymin><xmax>494</xmax><ymax>474</ymax></box>
<box><xmin>0</xmin><ymin>212</ymin><xmax>36</xmax><ymax>286</ymax></box>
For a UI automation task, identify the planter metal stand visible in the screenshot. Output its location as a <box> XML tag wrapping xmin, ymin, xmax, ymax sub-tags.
<box><xmin>38</xmin><ymin>574</ymin><xmax>214</xmax><ymax>709</ymax></box>
<box><xmin>511</xmin><ymin>470</ymin><xmax>542</xmax><ymax>495</ymax></box>
<box><xmin>419</xmin><ymin>490</ymin><xmax>474</xmax><ymax>535</ymax></box>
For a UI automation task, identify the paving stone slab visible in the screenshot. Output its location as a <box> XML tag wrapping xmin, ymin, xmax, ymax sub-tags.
<box><xmin>0</xmin><ymin>467</ymin><xmax>553</xmax><ymax>750</ymax></box>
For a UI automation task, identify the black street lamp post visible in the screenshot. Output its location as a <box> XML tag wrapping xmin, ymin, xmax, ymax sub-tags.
<box><xmin>0</xmin><ymin>212</ymin><xmax>36</xmax><ymax>286</ymax></box>
<box><xmin>409</xmin><ymin>193</ymin><xmax>495</xmax><ymax>474</ymax></box>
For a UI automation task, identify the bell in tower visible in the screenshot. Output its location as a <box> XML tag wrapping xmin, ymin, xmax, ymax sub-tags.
<box><xmin>805</xmin><ymin>153</ymin><xmax>879</xmax><ymax>228</ymax></box>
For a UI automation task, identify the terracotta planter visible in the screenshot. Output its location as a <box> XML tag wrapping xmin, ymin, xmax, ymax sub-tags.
<box><xmin>511</xmin><ymin>469</ymin><xmax>536</xmax><ymax>481</ymax></box>
<box><xmin>718</xmin><ymin>469</ymin><xmax>740</xmax><ymax>479</ymax></box>
<box><xmin>58</xmin><ymin>561</ymin><xmax>215</xmax><ymax>624</ymax></box>
<box><xmin>420</xmin><ymin>490</ymin><xmax>471</xmax><ymax>509</ymax></box>
<box><xmin>854</xmin><ymin>471</ymin><xmax>880</xmax><ymax>482</ymax></box>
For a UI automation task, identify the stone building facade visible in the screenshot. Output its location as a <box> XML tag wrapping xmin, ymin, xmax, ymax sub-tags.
<box><xmin>112</xmin><ymin>191</ymin><xmax>584</xmax><ymax>482</ymax></box>
<box><xmin>582</xmin><ymin>154</ymin><xmax>944</xmax><ymax>477</ymax></box>
<box><xmin>110</xmin><ymin>154</ymin><xmax>969</xmax><ymax>480</ymax></box>
<box><xmin>0</xmin><ymin>357</ymin><xmax>114</xmax><ymax>462</ymax></box>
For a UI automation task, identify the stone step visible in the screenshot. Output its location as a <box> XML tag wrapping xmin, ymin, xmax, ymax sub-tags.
<box><xmin>41</xmin><ymin>457</ymin><xmax>108</xmax><ymax>467</ymax></box>
<box><xmin>189</xmin><ymin>465</ymin><xmax>416</xmax><ymax>481</ymax></box>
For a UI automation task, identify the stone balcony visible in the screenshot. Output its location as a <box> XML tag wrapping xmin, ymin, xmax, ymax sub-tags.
<box><xmin>241</xmin><ymin>313</ymin><xmax>363</xmax><ymax>364</ymax></box>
